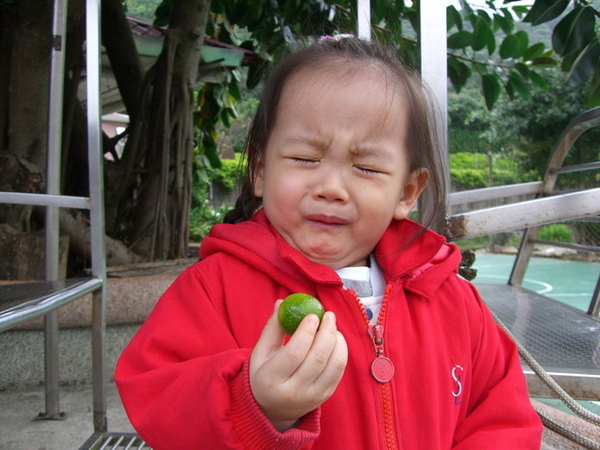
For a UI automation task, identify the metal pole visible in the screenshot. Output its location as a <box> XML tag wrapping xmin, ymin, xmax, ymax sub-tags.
<box><xmin>588</xmin><ymin>275</ymin><xmax>600</xmax><ymax>317</ymax></box>
<box><xmin>357</xmin><ymin>0</ymin><xmax>371</xmax><ymax>41</ymax></box>
<box><xmin>42</xmin><ymin>0</ymin><xmax>68</xmax><ymax>421</ymax></box>
<box><xmin>419</xmin><ymin>1</ymin><xmax>448</xmax><ymax>152</ymax></box>
<box><xmin>86</xmin><ymin>0</ymin><xmax>108</xmax><ymax>433</ymax></box>
<box><xmin>419</xmin><ymin>1</ymin><xmax>449</xmax><ymax>231</ymax></box>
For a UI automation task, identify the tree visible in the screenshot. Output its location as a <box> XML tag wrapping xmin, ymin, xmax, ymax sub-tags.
<box><xmin>445</xmin><ymin>0</ymin><xmax>600</xmax><ymax>109</ymax></box>
<box><xmin>487</xmin><ymin>69</ymin><xmax>598</xmax><ymax>181</ymax></box>
<box><xmin>125</xmin><ymin>0</ymin><xmax>158</xmax><ymax>22</ymax></box>
<box><xmin>1</xmin><ymin>0</ymin><xmax>599</xmax><ymax>273</ymax></box>
<box><xmin>115</xmin><ymin>0</ymin><xmax>212</xmax><ymax>260</ymax></box>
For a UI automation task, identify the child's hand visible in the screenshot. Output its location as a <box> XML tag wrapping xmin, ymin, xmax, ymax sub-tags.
<box><xmin>249</xmin><ymin>299</ymin><xmax>348</xmax><ymax>432</ymax></box>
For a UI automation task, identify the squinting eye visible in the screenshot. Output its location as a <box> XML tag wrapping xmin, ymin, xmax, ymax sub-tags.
<box><xmin>292</xmin><ymin>158</ymin><xmax>319</xmax><ymax>165</ymax></box>
<box><xmin>356</xmin><ymin>166</ymin><xmax>382</xmax><ymax>175</ymax></box>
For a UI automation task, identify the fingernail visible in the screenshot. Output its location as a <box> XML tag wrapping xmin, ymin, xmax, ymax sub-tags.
<box><xmin>306</xmin><ymin>314</ymin><xmax>320</xmax><ymax>328</ymax></box>
<box><xmin>324</xmin><ymin>311</ymin><xmax>336</xmax><ymax>324</ymax></box>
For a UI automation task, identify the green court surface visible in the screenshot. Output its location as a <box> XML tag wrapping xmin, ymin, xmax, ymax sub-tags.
<box><xmin>471</xmin><ymin>253</ymin><xmax>600</xmax><ymax>417</ymax></box>
<box><xmin>472</xmin><ymin>253</ymin><xmax>600</xmax><ymax>313</ymax></box>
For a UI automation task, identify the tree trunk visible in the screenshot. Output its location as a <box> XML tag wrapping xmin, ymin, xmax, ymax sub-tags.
<box><xmin>101</xmin><ymin>0</ymin><xmax>145</xmax><ymax>120</ymax></box>
<box><xmin>0</xmin><ymin>3</ymin><xmax>14</xmax><ymax>152</ymax></box>
<box><xmin>100</xmin><ymin>0</ymin><xmax>149</xmax><ymax>237</ymax></box>
<box><xmin>59</xmin><ymin>208</ymin><xmax>142</xmax><ymax>266</ymax></box>
<box><xmin>7</xmin><ymin>0</ymin><xmax>53</xmax><ymax>171</ymax></box>
<box><xmin>0</xmin><ymin>226</ymin><xmax>69</xmax><ymax>280</ymax></box>
<box><xmin>1</xmin><ymin>0</ymin><xmax>214</xmax><ymax>272</ymax></box>
<box><xmin>127</xmin><ymin>0</ymin><xmax>211</xmax><ymax>260</ymax></box>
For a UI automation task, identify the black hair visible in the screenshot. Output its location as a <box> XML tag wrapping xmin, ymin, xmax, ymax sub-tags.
<box><xmin>223</xmin><ymin>36</ymin><xmax>447</xmax><ymax>231</ymax></box>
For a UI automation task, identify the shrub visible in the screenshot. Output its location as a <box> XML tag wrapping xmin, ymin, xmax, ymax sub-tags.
<box><xmin>190</xmin><ymin>154</ymin><xmax>246</xmax><ymax>241</ymax></box>
<box><xmin>538</xmin><ymin>224</ymin><xmax>574</xmax><ymax>243</ymax></box>
<box><xmin>449</xmin><ymin>128</ymin><xmax>489</xmax><ymax>154</ymax></box>
<box><xmin>189</xmin><ymin>184</ymin><xmax>231</xmax><ymax>241</ymax></box>
<box><xmin>189</xmin><ymin>203</ymin><xmax>231</xmax><ymax>242</ymax></box>
<box><xmin>450</xmin><ymin>152</ymin><xmax>538</xmax><ymax>190</ymax></box>
<box><xmin>206</xmin><ymin>153</ymin><xmax>246</xmax><ymax>191</ymax></box>
<box><xmin>450</xmin><ymin>168</ymin><xmax>487</xmax><ymax>190</ymax></box>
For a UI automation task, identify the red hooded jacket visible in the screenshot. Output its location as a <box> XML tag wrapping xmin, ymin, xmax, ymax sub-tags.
<box><xmin>115</xmin><ymin>210</ymin><xmax>542</xmax><ymax>449</ymax></box>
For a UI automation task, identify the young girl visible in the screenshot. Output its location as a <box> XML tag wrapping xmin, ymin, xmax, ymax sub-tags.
<box><xmin>115</xmin><ymin>37</ymin><xmax>542</xmax><ymax>449</ymax></box>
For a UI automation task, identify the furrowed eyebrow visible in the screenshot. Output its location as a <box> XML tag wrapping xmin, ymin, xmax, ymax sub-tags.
<box><xmin>351</xmin><ymin>144</ymin><xmax>395</xmax><ymax>160</ymax></box>
<box><xmin>284</xmin><ymin>134</ymin><xmax>328</xmax><ymax>149</ymax></box>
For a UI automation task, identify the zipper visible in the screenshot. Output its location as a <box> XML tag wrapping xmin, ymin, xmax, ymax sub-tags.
<box><xmin>347</xmin><ymin>285</ymin><xmax>400</xmax><ymax>450</ymax></box>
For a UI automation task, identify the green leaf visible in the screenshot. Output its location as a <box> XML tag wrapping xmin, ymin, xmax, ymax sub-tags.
<box><xmin>472</xmin><ymin>17</ymin><xmax>495</xmax><ymax>53</ymax></box>
<box><xmin>447</xmin><ymin>5</ymin><xmax>462</xmax><ymax>31</ymax></box>
<box><xmin>523</xmin><ymin>0</ymin><xmax>569</xmax><ymax>26</ymax></box>
<box><xmin>404</xmin><ymin>6</ymin><xmax>419</xmax><ymax>34</ymax></box>
<box><xmin>447</xmin><ymin>5</ymin><xmax>463</xmax><ymax>31</ymax></box>
<box><xmin>472</xmin><ymin>63</ymin><xmax>489</xmax><ymax>75</ymax></box>
<box><xmin>205</xmin><ymin>140</ymin><xmax>222</xmax><ymax>169</ymax></box>
<box><xmin>494</xmin><ymin>11</ymin><xmax>514</xmax><ymax>34</ymax></box>
<box><xmin>514</xmin><ymin>30</ymin><xmax>529</xmax><ymax>58</ymax></box>
<box><xmin>504</xmin><ymin>79</ymin><xmax>515</xmax><ymax>100</ymax></box>
<box><xmin>529</xmin><ymin>70</ymin><xmax>549</xmax><ymax>90</ymax></box>
<box><xmin>508</xmin><ymin>71</ymin><xmax>530</xmax><ymax>100</ymax></box>
<box><xmin>560</xmin><ymin>48</ymin><xmax>582</xmax><ymax>72</ymax></box>
<box><xmin>205</xmin><ymin>19</ymin><xmax>216</xmax><ymax>38</ymax></box>
<box><xmin>499</xmin><ymin>34</ymin><xmax>520</xmax><ymax>59</ymax></box>
<box><xmin>448</xmin><ymin>30</ymin><xmax>473</xmax><ymax>50</ymax></box>
<box><xmin>482</xmin><ymin>74</ymin><xmax>501</xmax><ymax>109</ymax></box>
<box><xmin>228</xmin><ymin>81</ymin><xmax>242</xmax><ymax>101</ymax></box>
<box><xmin>515</xmin><ymin>63</ymin><xmax>530</xmax><ymax>79</ymax></box>
<box><xmin>479</xmin><ymin>8</ymin><xmax>493</xmax><ymax>23</ymax></box>
<box><xmin>512</xmin><ymin>6</ymin><xmax>530</xmax><ymax>20</ymax></box>
<box><xmin>249</xmin><ymin>3</ymin><xmax>263</xmax><ymax>21</ymax></box>
<box><xmin>552</xmin><ymin>6</ymin><xmax>596</xmax><ymax>56</ymax></box>
<box><xmin>448</xmin><ymin>58</ymin><xmax>471</xmax><ymax>93</ymax></box>
<box><xmin>374</xmin><ymin>0</ymin><xmax>396</xmax><ymax>23</ymax></box>
<box><xmin>568</xmin><ymin>41</ymin><xmax>600</xmax><ymax>85</ymax></box>
<box><xmin>531</xmin><ymin>56</ymin><xmax>558</xmax><ymax>67</ymax></box>
<box><xmin>585</xmin><ymin>66</ymin><xmax>600</xmax><ymax>107</ymax></box>
<box><xmin>211</xmin><ymin>1</ymin><xmax>223</xmax><ymax>15</ymax></box>
<box><xmin>154</xmin><ymin>0</ymin><xmax>174</xmax><ymax>27</ymax></box>
<box><xmin>220</xmin><ymin>110</ymin><xmax>231</xmax><ymax>128</ymax></box>
<box><xmin>523</xmin><ymin>42</ymin><xmax>546</xmax><ymax>61</ymax></box>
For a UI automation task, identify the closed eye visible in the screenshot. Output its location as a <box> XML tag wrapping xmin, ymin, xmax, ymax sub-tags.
<box><xmin>291</xmin><ymin>157</ymin><xmax>319</xmax><ymax>165</ymax></box>
<box><xmin>355</xmin><ymin>165</ymin><xmax>384</xmax><ymax>175</ymax></box>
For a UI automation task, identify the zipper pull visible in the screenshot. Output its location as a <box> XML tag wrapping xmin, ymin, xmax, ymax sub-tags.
<box><xmin>368</xmin><ymin>325</ymin><xmax>395</xmax><ymax>383</ymax></box>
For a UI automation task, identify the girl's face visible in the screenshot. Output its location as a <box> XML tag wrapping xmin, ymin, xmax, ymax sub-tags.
<box><xmin>254</xmin><ymin>63</ymin><xmax>428</xmax><ymax>269</ymax></box>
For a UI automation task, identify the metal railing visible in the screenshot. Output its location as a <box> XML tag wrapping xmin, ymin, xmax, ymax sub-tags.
<box><xmin>446</xmin><ymin>106</ymin><xmax>600</xmax><ymax>317</ymax></box>
<box><xmin>0</xmin><ymin>0</ymin><xmax>107</xmax><ymax>432</ymax></box>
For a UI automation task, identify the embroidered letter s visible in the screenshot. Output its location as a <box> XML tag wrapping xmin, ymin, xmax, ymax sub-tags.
<box><xmin>451</xmin><ymin>365</ymin><xmax>464</xmax><ymax>404</ymax></box>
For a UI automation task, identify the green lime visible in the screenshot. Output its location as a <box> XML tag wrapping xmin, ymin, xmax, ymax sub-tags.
<box><xmin>278</xmin><ymin>293</ymin><xmax>325</xmax><ymax>335</ymax></box>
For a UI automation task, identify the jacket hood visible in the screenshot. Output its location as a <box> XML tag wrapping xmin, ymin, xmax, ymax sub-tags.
<box><xmin>373</xmin><ymin>218</ymin><xmax>462</xmax><ymax>299</ymax></box>
<box><xmin>200</xmin><ymin>209</ymin><xmax>462</xmax><ymax>299</ymax></box>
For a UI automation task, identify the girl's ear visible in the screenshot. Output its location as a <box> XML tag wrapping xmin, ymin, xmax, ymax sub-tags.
<box><xmin>253</xmin><ymin>160</ymin><xmax>265</xmax><ymax>198</ymax></box>
<box><xmin>394</xmin><ymin>168</ymin><xmax>429</xmax><ymax>220</ymax></box>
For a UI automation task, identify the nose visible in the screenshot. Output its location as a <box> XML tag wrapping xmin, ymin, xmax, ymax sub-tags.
<box><xmin>312</xmin><ymin>165</ymin><xmax>349</xmax><ymax>203</ymax></box>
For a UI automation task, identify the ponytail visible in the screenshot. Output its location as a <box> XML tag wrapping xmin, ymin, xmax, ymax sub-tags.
<box><xmin>223</xmin><ymin>179</ymin><xmax>262</xmax><ymax>224</ymax></box>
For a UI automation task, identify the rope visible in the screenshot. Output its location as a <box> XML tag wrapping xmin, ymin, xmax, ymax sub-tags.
<box><xmin>490</xmin><ymin>310</ymin><xmax>600</xmax><ymax>446</ymax></box>
<box><xmin>535</xmin><ymin>406</ymin><xmax>600</xmax><ymax>450</ymax></box>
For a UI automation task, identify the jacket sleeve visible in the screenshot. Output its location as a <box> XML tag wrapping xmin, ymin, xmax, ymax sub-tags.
<box><xmin>452</xmin><ymin>284</ymin><xmax>543</xmax><ymax>449</ymax></box>
<box><xmin>114</xmin><ymin>265</ymin><xmax>320</xmax><ymax>449</ymax></box>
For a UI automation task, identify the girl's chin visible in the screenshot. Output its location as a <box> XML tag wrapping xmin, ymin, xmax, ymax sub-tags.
<box><xmin>282</xmin><ymin>234</ymin><xmax>365</xmax><ymax>267</ymax></box>
<box><xmin>303</xmin><ymin>249</ymin><xmax>366</xmax><ymax>269</ymax></box>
